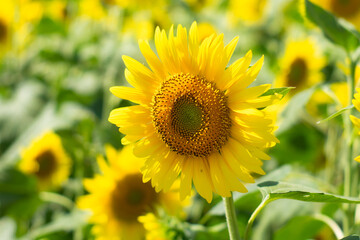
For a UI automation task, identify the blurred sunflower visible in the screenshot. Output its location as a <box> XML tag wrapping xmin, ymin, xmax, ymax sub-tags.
<box><xmin>44</xmin><ymin>0</ymin><xmax>68</xmax><ymax>22</ymax></box>
<box><xmin>275</xmin><ymin>38</ymin><xmax>325</xmax><ymax>95</ymax></box>
<box><xmin>109</xmin><ymin>22</ymin><xmax>279</xmax><ymax>203</ymax></box>
<box><xmin>329</xmin><ymin>62</ymin><xmax>360</xmax><ymax>108</ymax></box>
<box><xmin>350</xmin><ymin>88</ymin><xmax>360</xmax><ymax>162</ymax></box>
<box><xmin>77</xmin><ymin>145</ymin><xmax>186</xmax><ymax>240</ymax></box>
<box><xmin>122</xmin><ymin>9</ymin><xmax>171</xmax><ymax>40</ymax></box>
<box><xmin>197</xmin><ymin>22</ymin><xmax>217</xmax><ymax>42</ymax></box>
<box><xmin>183</xmin><ymin>0</ymin><xmax>217</xmax><ymax>11</ymax></box>
<box><xmin>113</xmin><ymin>0</ymin><xmax>167</xmax><ymax>10</ymax></box>
<box><xmin>19</xmin><ymin>131</ymin><xmax>71</xmax><ymax>191</ymax></box>
<box><xmin>306</xmin><ymin>62</ymin><xmax>360</xmax><ymax>118</ymax></box>
<box><xmin>12</xmin><ymin>0</ymin><xmax>44</xmax><ymax>52</ymax></box>
<box><xmin>18</xmin><ymin>0</ymin><xmax>44</xmax><ymax>24</ymax></box>
<box><xmin>228</xmin><ymin>0</ymin><xmax>267</xmax><ymax>25</ymax></box>
<box><xmin>310</xmin><ymin>0</ymin><xmax>360</xmax><ymax>30</ymax></box>
<box><xmin>78</xmin><ymin>0</ymin><xmax>107</xmax><ymax>20</ymax></box>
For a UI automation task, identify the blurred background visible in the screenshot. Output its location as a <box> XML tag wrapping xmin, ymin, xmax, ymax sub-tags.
<box><xmin>1</xmin><ymin>0</ymin><xmax>359</xmax><ymax>239</ymax></box>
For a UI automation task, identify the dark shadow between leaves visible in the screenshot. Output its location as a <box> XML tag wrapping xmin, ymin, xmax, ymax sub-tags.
<box><xmin>257</xmin><ymin>181</ymin><xmax>279</xmax><ymax>187</ymax></box>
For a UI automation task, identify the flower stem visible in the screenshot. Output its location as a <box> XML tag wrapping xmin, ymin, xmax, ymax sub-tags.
<box><xmin>342</xmin><ymin>56</ymin><xmax>357</xmax><ymax>235</ymax></box>
<box><xmin>244</xmin><ymin>195</ymin><xmax>271</xmax><ymax>240</ymax></box>
<box><xmin>313</xmin><ymin>213</ymin><xmax>344</xmax><ymax>239</ymax></box>
<box><xmin>224</xmin><ymin>193</ymin><xmax>241</xmax><ymax>240</ymax></box>
<box><xmin>39</xmin><ymin>191</ymin><xmax>74</xmax><ymax>210</ymax></box>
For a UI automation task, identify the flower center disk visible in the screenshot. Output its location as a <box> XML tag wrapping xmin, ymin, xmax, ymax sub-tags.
<box><xmin>330</xmin><ymin>0</ymin><xmax>360</xmax><ymax>18</ymax></box>
<box><xmin>0</xmin><ymin>20</ymin><xmax>7</xmax><ymax>43</ymax></box>
<box><xmin>35</xmin><ymin>150</ymin><xmax>57</xmax><ymax>179</ymax></box>
<box><xmin>111</xmin><ymin>173</ymin><xmax>157</xmax><ymax>222</ymax></box>
<box><xmin>287</xmin><ymin>58</ymin><xmax>307</xmax><ymax>87</ymax></box>
<box><xmin>152</xmin><ymin>73</ymin><xmax>232</xmax><ymax>157</ymax></box>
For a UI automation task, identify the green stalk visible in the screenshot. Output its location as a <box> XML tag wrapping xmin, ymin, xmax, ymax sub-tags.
<box><xmin>244</xmin><ymin>196</ymin><xmax>272</xmax><ymax>240</ymax></box>
<box><xmin>342</xmin><ymin>57</ymin><xmax>357</xmax><ymax>235</ymax></box>
<box><xmin>224</xmin><ymin>193</ymin><xmax>241</xmax><ymax>240</ymax></box>
<box><xmin>313</xmin><ymin>213</ymin><xmax>344</xmax><ymax>239</ymax></box>
<box><xmin>39</xmin><ymin>192</ymin><xmax>74</xmax><ymax>210</ymax></box>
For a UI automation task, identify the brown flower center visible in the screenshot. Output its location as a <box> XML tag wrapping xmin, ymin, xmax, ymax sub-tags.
<box><xmin>0</xmin><ymin>19</ymin><xmax>7</xmax><ymax>43</ymax></box>
<box><xmin>330</xmin><ymin>0</ymin><xmax>360</xmax><ymax>18</ymax></box>
<box><xmin>35</xmin><ymin>150</ymin><xmax>57</xmax><ymax>179</ymax></box>
<box><xmin>152</xmin><ymin>73</ymin><xmax>232</xmax><ymax>157</ymax></box>
<box><xmin>287</xmin><ymin>58</ymin><xmax>308</xmax><ymax>88</ymax></box>
<box><xmin>111</xmin><ymin>173</ymin><xmax>158</xmax><ymax>222</ymax></box>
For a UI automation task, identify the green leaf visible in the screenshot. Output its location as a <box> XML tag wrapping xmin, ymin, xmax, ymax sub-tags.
<box><xmin>305</xmin><ymin>0</ymin><xmax>360</xmax><ymax>52</ymax></box>
<box><xmin>277</xmin><ymin>87</ymin><xmax>316</xmax><ymax>133</ymax></box>
<box><xmin>317</xmin><ymin>105</ymin><xmax>354</xmax><ymax>124</ymax></box>
<box><xmin>274</xmin><ymin>216</ymin><xmax>325</xmax><ymax>240</ymax></box>
<box><xmin>341</xmin><ymin>235</ymin><xmax>360</xmax><ymax>240</ymax></box>
<box><xmin>245</xmin><ymin>181</ymin><xmax>359</xmax><ymax>239</ymax></box>
<box><xmin>35</xmin><ymin>17</ymin><xmax>66</xmax><ymax>35</ymax></box>
<box><xmin>258</xmin><ymin>181</ymin><xmax>360</xmax><ymax>204</ymax></box>
<box><xmin>0</xmin><ymin>168</ymin><xmax>40</xmax><ymax>222</ymax></box>
<box><xmin>19</xmin><ymin>210</ymin><xmax>90</xmax><ymax>240</ymax></box>
<box><xmin>206</xmin><ymin>165</ymin><xmax>292</xmax><ymax>216</ymax></box>
<box><xmin>260</xmin><ymin>87</ymin><xmax>295</xmax><ymax>100</ymax></box>
<box><xmin>262</xmin><ymin>87</ymin><xmax>294</xmax><ymax>96</ymax></box>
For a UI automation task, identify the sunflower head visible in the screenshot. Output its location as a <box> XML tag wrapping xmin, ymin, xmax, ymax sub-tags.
<box><xmin>19</xmin><ymin>131</ymin><xmax>71</xmax><ymax>191</ymax></box>
<box><xmin>109</xmin><ymin>22</ymin><xmax>280</xmax><ymax>203</ymax></box>
<box><xmin>229</xmin><ymin>0</ymin><xmax>268</xmax><ymax>24</ymax></box>
<box><xmin>275</xmin><ymin>38</ymin><xmax>325</xmax><ymax>95</ymax></box>
<box><xmin>78</xmin><ymin>0</ymin><xmax>106</xmax><ymax>20</ymax></box>
<box><xmin>77</xmin><ymin>144</ymin><xmax>187</xmax><ymax>240</ymax></box>
<box><xmin>197</xmin><ymin>22</ymin><xmax>217</xmax><ymax>42</ymax></box>
<box><xmin>44</xmin><ymin>0</ymin><xmax>68</xmax><ymax>21</ymax></box>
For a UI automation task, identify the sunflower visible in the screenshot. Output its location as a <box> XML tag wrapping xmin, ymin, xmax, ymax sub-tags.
<box><xmin>307</xmin><ymin>62</ymin><xmax>360</xmax><ymax>118</ymax></box>
<box><xmin>78</xmin><ymin>0</ymin><xmax>106</xmax><ymax>20</ymax></box>
<box><xmin>77</xmin><ymin>144</ymin><xmax>186</xmax><ymax>240</ymax></box>
<box><xmin>122</xmin><ymin>9</ymin><xmax>171</xmax><ymax>40</ymax></box>
<box><xmin>329</xmin><ymin>62</ymin><xmax>360</xmax><ymax>108</ymax></box>
<box><xmin>310</xmin><ymin>0</ymin><xmax>360</xmax><ymax>30</ymax></box>
<box><xmin>275</xmin><ymin>38</ymin><xmax>325</xmax><ymax>95</ymax></box>
<box><xmin>197</xmin><ymin>22</ymin><xmax>217</xmax><ymax>42</ymax></box>
<box><xmin>350</xmin><ymin>89</ymin><xmax>360</xmax><ymax>162</ymax></box>
<box><xmin>111</xmin><ymin>0</ymin><xmax>167</xmax><ymax>9</ymax></box>
<box><xmin>272</xmin><ymin>38</ymin><xmax>326</xmax><ymax>119</ymax></box>
<box><xmin>44</xmin><ymin>0</ymin><xmax>68</xmax><ymax>22</ymax></box>
<box><xmin>19</xmin><ymin>131</ymin><xmax>71</xmax><ymax>191</ymax></box>
<box><xmin>228</xmin><ymin>0</ymin><xmax>268</xmax><ymax>24</ymax></box>
<box><xmin>108</xmin><ymin>22</ymin><xmax>279</xmax><ymax>203</ymax></box>
<box><xmin>183</xmin><ymin>0</ymin><xmax>217</xmax><ymax>11</ymax></box>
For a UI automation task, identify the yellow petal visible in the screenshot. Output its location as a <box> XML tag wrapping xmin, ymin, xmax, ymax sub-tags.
<box><xmin>227</xmin><ymin>55</ymin><xmax>264</xmax><ymax>94</ymax></box>
<box><xmin>138</xmin><ymin>39</ymin><xmax>166</xmax><ymax>80</ymax></box>
<box><xmin>109</xmin><ymin>86</ymin><xmax>150</xmax><ymax>105</ymax></box>
<box><xmin>350</xmin><ymin>115</ymin><xmax>360</xmax><ymax>129</ymax></box>
<box><xmin>208</xmin><ymin>154</ymin><xmax>231</xmax><ymax>197</ymax></box>
<box><xmin>192</xmin><ymin>158</ymin><xmax>213</xmax><ymax>203</ymax></box>
<box><xmin>228</xmin><ymin>84</ymin><xmax>271</xmax><ymax>105</ymax></box>
<box><xmin>180</xmin><ymin>157</ymin><xmax>193</xmax><ymax>201</ymax></box>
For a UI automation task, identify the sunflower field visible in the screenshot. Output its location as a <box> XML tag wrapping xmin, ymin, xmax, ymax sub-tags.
<box><xmin>2</xmin><ymin>0</ymin><xmax>360</xmax><ymax>239</ymax></box>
